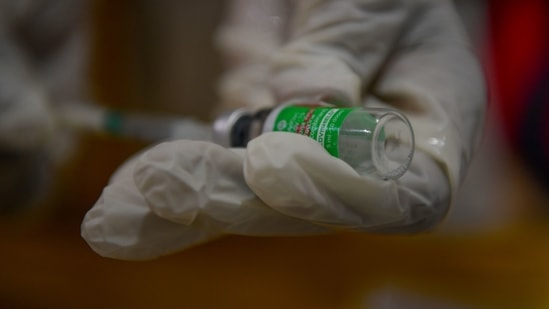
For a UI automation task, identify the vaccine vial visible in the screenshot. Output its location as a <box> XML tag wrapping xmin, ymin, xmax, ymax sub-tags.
<box><xmin>213</xmin><ymin>104</ymin><xmax>415</xmax><ymax>179</ymax></box>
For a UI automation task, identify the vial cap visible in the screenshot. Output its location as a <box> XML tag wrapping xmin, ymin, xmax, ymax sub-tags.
<box><xmin>212</xmin><ymin>108</ymin><xmax>251</xmax><ymax>147</ymax></box>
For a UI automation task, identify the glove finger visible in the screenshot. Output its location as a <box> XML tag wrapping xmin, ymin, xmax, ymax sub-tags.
<box><xmin>133</xmin><ymin>140</ymin><xmax>328</xmax><ymax>235</ymax></box>
<box><xmin>81</xmin><ymin>157</ymin><xmax>220</xmax><ymax>261</ymax></box>
<box><xmin>244</xmin><ymin>132</ymin><xmax>404</xmax><ymax>228</ymax></box>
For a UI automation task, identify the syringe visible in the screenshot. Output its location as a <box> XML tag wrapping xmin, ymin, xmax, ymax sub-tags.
<box><xmin>54</xmin><ymin>102</ymin><xmax>213</xmax><ymax>143</ymax></box>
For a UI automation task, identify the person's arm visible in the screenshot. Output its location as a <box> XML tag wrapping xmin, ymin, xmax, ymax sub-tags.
<box><xmin>0</xmin><ymin>0</ymin><xmax>89</xmax><ymax>212</ymax></box>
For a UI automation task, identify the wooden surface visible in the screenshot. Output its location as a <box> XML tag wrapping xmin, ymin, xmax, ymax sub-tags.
<box><xmin>2</xmin><ymin>184</ymin><xmax>549</xmax><ymax>308</ymax></box>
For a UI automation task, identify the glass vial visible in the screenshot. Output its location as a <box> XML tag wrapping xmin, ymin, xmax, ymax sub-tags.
<box><xmin>213</xmin><ymin>104</ymin><xmax>415</xmax><ymax>179</ymax></box>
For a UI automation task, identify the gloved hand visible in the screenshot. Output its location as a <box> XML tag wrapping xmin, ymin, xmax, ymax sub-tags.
<box><xmin>0</xmin><ymin>33</ymin><xmax>56</xmax><ymax>212</ymax></box>
<box><xmin>82</xmin><ymin>0</ymin><xmax>486</xmax><ymax>260</ymax></box>
<box><xmin>0</xmin><ymin>45</ymin><xmax>55</xmax><ymax>152</ymax></box>
<box><xmin>0</xmin><ymin>78</ymin><xmax>55</xmax><ymax>213</ymax></box>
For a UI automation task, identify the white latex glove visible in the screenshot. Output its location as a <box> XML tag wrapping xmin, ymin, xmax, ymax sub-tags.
<box><xmin>82</xmin><ymin>141</ymin><xmax>328</xmax><ymax>260</ymax></box>
<box><xmin>82</xmin><ymin>0</ymin><xmax>486</xmax><ymax>260</ymax></box>
<box><xmin>0</xmin><ymin>26</ymin><xmax>55</xmax><ymax>151</ymax></box>
<box><xmin>0</xmin><ymin>29</ymin><xmax>56</xmax><ymax>212</ymax></box>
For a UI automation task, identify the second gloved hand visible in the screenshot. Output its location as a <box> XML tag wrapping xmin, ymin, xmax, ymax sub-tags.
<box><xmin>0</xmin><ymin>39</ymin><xmax>56</xmax><ymax>213</ymax></box>
<box><xmin>0</xmin><ymin>79</ymin><xmax>55</xmax><ymax>213</ymax></box>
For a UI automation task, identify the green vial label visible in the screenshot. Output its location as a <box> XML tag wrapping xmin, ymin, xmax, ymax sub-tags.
<box><xmin>272</xmin><ymin>105</ymin><xmax>355</xmax><ymax>157</ymax></box>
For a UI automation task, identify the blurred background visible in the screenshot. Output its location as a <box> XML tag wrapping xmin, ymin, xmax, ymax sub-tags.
<box><xmin>1</xmin><ymin>0</ymin><xmax>549</xmax><ymax>308</ymax></box>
